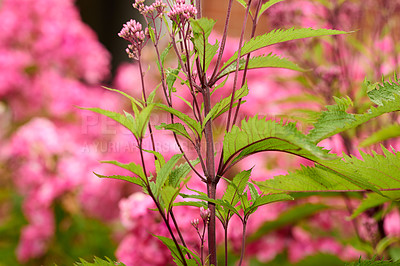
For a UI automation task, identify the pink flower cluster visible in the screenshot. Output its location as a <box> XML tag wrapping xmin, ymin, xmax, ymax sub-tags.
<box><xmin>119</xmin><ymin>19</ymin><xmax>146</xmax><ymax>60</ymax></box>
<box><xmin>167</xmin><ymin>0</ymin><xmax>197</xmax><ymax>24</ymax></box>
<box><xmin>133</xmin><ymin>0</ymin><xmax>167</xmax><ymax>17</ymax></box>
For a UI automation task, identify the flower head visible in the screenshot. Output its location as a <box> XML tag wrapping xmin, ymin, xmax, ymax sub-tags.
<box><xmin>118</xmin><ymin>19</ymin><xmax>145</xmax><ymax>59</ymax></box>
<box><xmin>200</xmin><ymin>207</ymin><xmax>211</xmax><ymax>220</ymax></box>
<box><xmin>168</xmin><ymin>0</ymin><xmax>197</xmax><ymax>24</ymax></box>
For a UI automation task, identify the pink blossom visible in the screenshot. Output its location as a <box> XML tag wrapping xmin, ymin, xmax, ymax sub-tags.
<box><xmin>384</xmin><ymin>209</ymin><xmax>400</xmax><ymax>237</ymax></box>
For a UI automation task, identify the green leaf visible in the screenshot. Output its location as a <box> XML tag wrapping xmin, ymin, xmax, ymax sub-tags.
<box><xmin>245</xmin><ymin>194</ymin><xmax>293</xmax><ymax>216</ymax></box>
<box><xmin>258</xmin><ymin>0</ymin><xmax>285</xmax><ymax>17</ymax></box>
<box><xmin>360</xmin><ymin>124</ymin><xmax>400</xmax><ymax>147</ymax></box>
<box><xmin>102</xmin><ymin>86</ymin><xmax>143</xmax><ymax>109</ymax></box>
<box><xmin>74</xmin><ymin>257</ymin><xmax>126</xmax><ymax>266</ymax></box>
<box><xmin>190</xmin><ymin>18</ymin><xmax>219</xmax><ymax>71</ymax></box>
<box><xmin>351</xmin><ymin>191</ymin><xmax>400</xmax><ymax>219</ymax></box>
<box><xmin>223</xmin><ymin>169</ymin><xmax>252</xmax><ymax>207</ymax></box>
<box><xmin>166</xmin><ymin>67</ymin><xmax>180</xmax><ymax>94</ymax></box>
<box><xmin>79</xmin><ymin>107</ymin><xmax>137</xmax><ymax>137</ymax></box>
<box><xmin>308</xmin><ymin>78</ymin><xmax>400</xmax><ymax>143</ymax></box>
<box><xmin>94</xmin><ymin>172</ymin><xmax>144</xmax><ymax>187</ymax></box>
<box><xmin>135</xmin><ymin>104</ymin><xmax>154</xmax><ymax>138</ymax></box>
<box><xmin>156</xmin><ymin>103</ymin><xmax>202</xmax><ymax>137</ymax></box>
<box><xmin>155</xmin><ymin>154</ymin><xmax>183</xmax><ymax>196</ymax></box>
<box><xmin>169</xmin><ymin>158</ymin><xmax>201</xmax><ymax>188</ymax></box>
<box><xmin>218</xmin><ymin>54</ymin><xmax>304</xmax><ymax>79</ymax></box>
<box><xmin>154</xmin><ymin>235</ymin><xmax>201</xmax><ymax>266</ymax></box>
<box><xmin>222</xmin><ymin>27</ymin><xmax>348</xmax><ymax>69</ymax></box>
<box><xmin>203</xmin><ymin>82</ymin><xmax>249</xmax><ymax>127</ymax></box>
<box><xmin>256</xmin><ymin>147</ymin><xmax>400</xmax><ymax>195</ymax></box>
<box><xmin>100</xmin><ymin>160</ymin><xmax>146</xmax><ymax>179</ymax></box>
<box><xmin>249</xmin><ymin>203</ymin><xmax>328</xmax><ymax>241</ymax></box>
<box><xmin>156</xmin><ymin>123</ymin><xmax>192</xmax><ymax>141</ymax></box>
<box><xmin>222</xmin><ymin>116</ymin><xmax>331</xmax><ymax>171</ymax></box>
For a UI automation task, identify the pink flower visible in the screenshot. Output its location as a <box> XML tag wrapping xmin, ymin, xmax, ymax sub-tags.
<box><xmin>384</xmin><ymin>209</ymin><xmax>400</xmax><ymax>237</ymax></box>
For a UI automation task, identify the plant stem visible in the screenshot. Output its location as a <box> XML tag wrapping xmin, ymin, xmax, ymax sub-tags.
<box><xmin>203</xmin><ymin>82</ymin><xmax>217</xmax><ymax>264</ymax></box>
<box><xmin>171</xmin><ymin>209</ymin><xmax>192</xmax><ymax>259</ymax></box>
<box><xmin>238</xmin><ymin>220</ymin><xmax>248</xmax><ymax>266</ymax></box>
<box><xmin>224</xmin><ymin>223</ymin><xmax>229</xmax><ymax>266</ymax></box>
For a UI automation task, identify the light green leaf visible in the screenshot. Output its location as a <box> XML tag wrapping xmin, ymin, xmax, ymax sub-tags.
<box><xmin>245</xmin><ymin>194</ymin><xmax>293</xmax><ymax>216</ymax></box>
<box><xmin>351</xmin><ymin>191</ymin><xmax>400</xmax><ymax>219</ymax></box>
<box><xmin>154</xmin><ymin>235</ymin><xmax>201</xmax><ymax>266</ymax></box>
<box><xmin>256</xmin><ymin>147</ymin><xmax>400</xmax><ymax>195</ymax></box>
<box><xmin>190</xmin><ymin>18</ymin><xmax>219</xmax><ymax>71</ymax></box>
<box><xmin>169</xmin><ymin>158</ymin><xmax>201</xmax><ymax>188</ymax></box>
<box><xmin>102</xmin><ymin>86</ymin><xmax>143</xmax><ymax>109</ymax></box>
<box><xmin>79</xmin><ymin>107</ymin><xmax>137</xmax><ymax>137</ymax></box>
<box><xmin>203</xmin><ymin>82</ymin><xmax>249</xmax><ymax>127</ymax></box>
<box><xmin>166</xmin><ymin>67</ymin><xmax>180</xmax><ymax>93</ymax></box>
<box><xmin>135</xmin><ymin>104</ymin><xmax>154</xmax><ymax>138</ymax></box>
<box><xmin>360</xmin><ymin>124</ymin><xmax>400</xmax><ymax>147</ymax></box>
<box><xmin>218</xmin><ymin>54</ymin><xmax>304</xmax><ymax>79</ymax></box>
<box><xmin>258</xmin><ymin>0</ymin><xmax>285</xmax><ymax>17</ymax></box>
<box><xmin>222</xmin><ymin>116</ymin><xmax>331</xmax><ymax>171</ymax></box>
<box><xmin>223</xmin><ymin>169</ymin><xmax>252</xmax><ymax>206</ymax></box>
<box><xmin>156</xmin><ymin>123</ymin><xmax>192</xmax><ymax>141</ymax></box>
<box><xmin>94</xmin><ymin>172</ymin><xmax>144</xmax><ymax>187</ymax></box>
<box><xmin>222</xmin><ymin>27</ymin><xmax>348</xmax><ymax>69</ymax></box>
<box><xmin>308</xmin><ymin>78</ymin><xmax>400</xmax><ymax>143</ymax></box>
<box><xmin>156</xmin><ymin>103</ymin><xmax>202</xmax><ymax>137</ymax></box>
<box><xmin>74</xmin><ymin>257</ymin><xmax>126</xmax><ymax>266</ymax></box>
<box><xmin>155</xmin><ymin>154</ymin><xmax>183</xmax><ymax>195</ymax></box>
<box><xmin>100</xmin><ymin>160</ymin><xmax>146</xmax><ymax>179</ymax></box>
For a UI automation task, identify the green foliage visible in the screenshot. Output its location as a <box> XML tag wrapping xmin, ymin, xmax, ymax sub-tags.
<box><xmin>360</xmin><ymin>124</ymin><xmax>400</xmax><ymax>147</ymax></box>
<box><xmin>308</xmin><ymin>78</ymin><xmax>400</xmax><ymax>143</ymax></box>
<box><xmin>221</xmin><ymin>116</ymin><xmax>331</xmax><ymax>173</ymax></box>
<box><xmin>345</xmin><ymin>257</ymin><xmax>400</xmax><ymax>265</ymax></box>
<box><xmin>218</xmin><ymin>53</ymin><xmax>304</xmax><ymax>79</ymax></box>
<box><xmin>203</xmin><ymin>82</ymin><xmax>248</xmax><ymax>127</ymax></box>
<box><xmin>156</xmin><ymin>123</ymin><xmax>192</xmax><ymax>141</ymax></box>
<box><xmin>222</xmin><ymin>27</ymin><xmax>348</xmax><ymax>69</ymax></box>
<box><xmin>350</xmin><ymin>191</ymin><xmax>400</xmax><ymax>219</ymax></box>
<box><xmin>257</xmin><ymin>147</ymin><xmax>400</xmax><ymax>194</ymax></box>
<box><xmin>154</xmin><ymin>235</ymin><xmax>201</xmax><ymax>266</ymax></box>
<box><xmin>156</xmin><ymin>103</ymin><xmax>202</xmax><ymax>137</ymax></box>
<box><xmin>190</xmin><ymin>18</ymin><xmax>219</xmax><ymax>71</ymax></box>
<box><xmin>74</xmin><ymin>257</ymin><xmax>125</xmax><ymax>266</ymax></box>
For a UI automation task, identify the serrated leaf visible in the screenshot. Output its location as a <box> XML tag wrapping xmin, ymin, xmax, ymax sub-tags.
<box><xmin>156</xmin><ymin>123</ymin><xmax>192</xmax><ymax>141</ymax></box>
<box><xmin>245</xmin><ymin>194</ymin><xmax>293</xmax><ymax>216</ymax></box>
<box><xmin>135</xmin><ymin>104</ymin><xmax>154</xmax><ymax>138</ymax></box>
<box><xmin>169</xmin><ymin>158</ymin><xmax>200</xmax><ymax>187</ymax></box>
<box><xmin>74</xmin><ymin>256</ymin><xmax>126</xmax><ymax>266</ymax></box>
<box><xmin>156</xmin><ymin>103</ymin><xmax>202</xmax><ymax>137</ymax></box>
<box><xmin>79</xmin><ymin>107</ymin><xmax>137</xmax><ymax>137</ymax></box>
<box><xmin>154</xmin><ymin>235</ymin><xmax>201</xmax><ymax>266</ymax></box>
<box><xmin>102</xmin><ymin>86</ymin><xmax>143</xmax><ymax>109</ymax></box>
<box><xmin>223</xmin><ymin>169</ymin><xmax>252</xmax><ymax>207</ymax></box>
<box><xmin>258</xmin><ymin>0</ymin><xmax>285</xmax><ymax>17</ymax></box>
<box><xmin>308</xmin><ymin>78</ymin><xmax>400</xmax><ymax>143</ymax></box>
<box><xmin>94</xmin><ymin>172</ymin><xmax>144</xmax><ymax>187</ymax></box>
<box><xmin>360</xmin><ymin>124</ymin><xmax>400</xmax><ymax>147</ymax></box>
<box><xmin>166</xmin><ymin>67</ymin><xmax>180</xmax><ymax>94</ymax></box>
<box><xmin>218</xmin><ymin>53</ymin><xmax>303</xmax><ymax>79</ymax></box>
<box><xmin>100</xmin><ymin>160</ymin><xmax>146</xmax><ymax>179</ymax></box>
<box><xmin>203</xmin><ymin>82</ymin><xmax>249</xmax><ymax>127</ymax></box>
<box><xmin>155</xmin><ymin>154</ymin><xmax>183</xmax><ymax>196</ymax></box>
<box><xmin>351</xmin><ymin>191</ymin><xmax>400</xmax><ymax>219</ymax></box>
<box><xmin>222</xmin><ymin>27</ymin><xmax>348</xmax><ymax>69</ymax></box>
<box><xmin>256</xmin><ymin>147</ymin><xmax>400</xmax><ymax>195</ymax></box>
<box><xmin>190</xmin><ymin>18</ymin><xmax>219</xmax><ymax>71</ymax></box>
<box><xmin>221</xmin><ymin>116</ymin><xmax>331</xmax><ymax>172</ymax></box>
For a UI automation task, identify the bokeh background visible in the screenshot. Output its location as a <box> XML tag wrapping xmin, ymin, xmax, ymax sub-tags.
<box><xmin>0</xmin><ymin>0</ymin><xmax>399</xmax><ymax>265</ymax></box>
